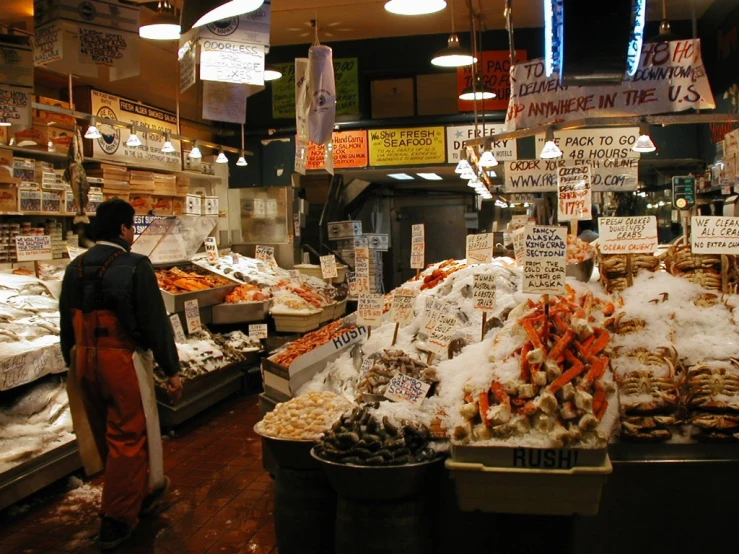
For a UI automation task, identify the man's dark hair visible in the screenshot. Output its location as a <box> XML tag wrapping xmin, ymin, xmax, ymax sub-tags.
<box><xmin>93</xmin><ymin>199</ymin><xmax>135</xmax><ymax>241</ymax></box>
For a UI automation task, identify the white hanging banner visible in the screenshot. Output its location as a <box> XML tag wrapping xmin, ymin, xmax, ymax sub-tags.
<box><xmin>308</xmin><ymin>44</ymin><xmax>336</xmax><ymax>145</ymax></box>
<box><xmin>505</xmin><ymin>39</ymin><xmax>715</xmax><ymax>130</ymax></box>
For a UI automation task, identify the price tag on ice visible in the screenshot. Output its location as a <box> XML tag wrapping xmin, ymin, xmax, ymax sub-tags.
<box><xmin>249</xmin><ymin>324</ymin><xmax>268</xmax><ymax>340</ymax></box>
<box><xmin>169</xmin><ymin>314</ymin><xmax>187</xmax><ymax>343</ymax></box>
<box><xmin>410</xmin><ymin>224</ymin><xmax>425</xmax><ymax>269</ymax></box>
<box><xmin>428</xmin><ymin>314</ymin><xmax>457</xmax><ymax>355</ymax></box>
<box><xmin>356</xmin><ymin>293</ymin><xmax>384</xmax><ymax>327</ymax></box>
<box><xmin>474</xmin><ymin>274</ymin><xmax>497</xmax><ymax>311</ymax></box>
<box><xmin>183</xmin><ymin>299</ymin><xmax>202</xmax><ymax>334</ymax></box>
<box><xmin>598</xmin><ymin>216</ymin><xmax>658</xmax><ymax>254</ymax></box>
<box><xmin>205</xmin><ymin>236</ymin><xmax>218</xmax><ymax>263</ymax></box>
<box><xmin>691</xmin><ymin>216</ymin><xmax>739</xmax><ymax>254</ymax></box>
<box><xmin>385</xmin><ymin>373</ymin><xmax>431</xmax><ymax>406</ymax></box>
<box><xmin>15</xmin><ymin>235</ymin><xmax>52</xmax><ymax>262</ymax></box>
<box><xmin>231</xmin><ymin>253</ymin><xmax>240</xmax><ymax>265</ymax></box>
<box><xmin>465</xmin><ymin>233</ymin><xmax>493</xmax><ymax>264</ymax></box>
<box><xmin>512</xmin><ymin>227</ymin><xmax>526</xmax><ymax>266</ymax></box>
<box><xmin>288</xmin><ymin>269</ymin><xmax>303</xmax><ymax>282</ymax></box>
<box><xmin>360</xmin><ymin>358</ymin><xmax>374</xmax><ymax>374</ymax></box>
<box><xmin>390</xmin><ymin>289</ymin><xmax>416</xmax><ymax>326</ymax></box>
<box><xmin>421</xmin><ymin>298</ymin><xmax>447</xmax><ymax>333</ymax></box>
<box><xmin>320</xmin><ymin>255</ymin><xmax>338</xmax><ymax>279</ymax></box>
<box><xmin>255</xmin><ymin>245</ymin><xmax>277</xmax><ymax>268</ymax></box>
<box><xmin>523</xmin><ymin>226</ymin><xmax>567</xmax><ymax>295</ymax></box>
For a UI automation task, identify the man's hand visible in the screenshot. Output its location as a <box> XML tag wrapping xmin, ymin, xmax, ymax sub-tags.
<box><xmin>166</xmin><ymin>375</ymin><xmax>183</xmax><ymax>403</ymax></box>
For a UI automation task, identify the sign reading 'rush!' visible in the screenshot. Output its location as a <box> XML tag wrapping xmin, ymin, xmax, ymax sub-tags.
<box><xmin>307</xmin><ymin>130</ymin><xmax>368</xmax><ymax>170</ymax></box>
<box><xmin>457</xmin><ymin>50</ymin><xmax>527</xmax><ymax>112</ymax></box>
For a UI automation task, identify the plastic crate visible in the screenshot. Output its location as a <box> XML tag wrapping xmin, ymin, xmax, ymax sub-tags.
<box><xmin>446</xmin><ymin>456</ymin><xmax>612</xmax><ymax>516</ymax></box>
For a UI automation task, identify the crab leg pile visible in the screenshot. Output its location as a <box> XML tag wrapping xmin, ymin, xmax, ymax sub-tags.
<box><xmin>456</xmin><ymin>290</ymin><xmax>616</xmax><ymax>448</ymax></box>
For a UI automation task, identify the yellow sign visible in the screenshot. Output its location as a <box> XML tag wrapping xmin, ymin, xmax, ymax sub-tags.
<box><xmin>368</xmin><ymin>127</ymin><xmax>445</xmax><ymax>167</ymax></box>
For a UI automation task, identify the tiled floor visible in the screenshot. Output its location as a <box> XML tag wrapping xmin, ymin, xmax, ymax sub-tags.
<box><xmin>0</xmin><ymin>394</ymin><xmax>278</xmax><ymax>554</ymax></box>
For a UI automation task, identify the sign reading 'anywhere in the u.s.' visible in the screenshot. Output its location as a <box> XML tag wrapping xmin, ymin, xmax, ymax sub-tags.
<box><xmin>505</xmin><ymin>39</ymin><xmax>715</xmax><ymax>130</ymax></box>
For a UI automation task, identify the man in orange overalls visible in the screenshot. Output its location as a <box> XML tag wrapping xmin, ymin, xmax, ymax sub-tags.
<box><xmin>60</xmin><ymin>199</ymin><xmax>182</xmax><ymax>550</ymax></box>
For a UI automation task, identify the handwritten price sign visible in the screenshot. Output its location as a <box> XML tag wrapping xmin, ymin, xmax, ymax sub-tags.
<box><xmin>385</xmin><ymin>373</ymin><xmax>431</xmax><ymax>406</ymax></box>
<box><xmin>390</xmin><ymin>289</ymin><xmax>416</xmax><ymax>326</ymax></box>
<box><xmin>474</xmin><ymin>274</ymin><xmax>497</xmax><ymax>311</ymax></box>
<box><xmin>320</xmin><ymin>255</ymin><xmax>338</xmax><ymax>279</ymax></box>
<box><xmin>356</xmin><ymin>293</ymin><xmax>384</xmax><ymax>327</ymax></box>
<box><xmin>205</xmin><ymin>236</ymin><xmax>218</xmax><ymax>263</ymax></box>
<box><xmin>466</xmin><ymin>233</ymin><xmax>493</xmax><ymax>264</ymax></box>
<box><xmin>184</xmin><ymin>299</ymin><xmax>202</xmax><ymax>334</ymax></box>
<box><xmin>599</xmin><ymin>216</ymin><xmax>658</xmax><ymax>254</ymax></box>
<box><xmin>691</xmin><ymin>216</ymin><xmax>739</xmax><ymax>254</ymax></box>
<box><xmin>557</xmin><ymin>166</ymin><xmax>592</xmax><ymax>221</ymax></box>
<box><xmin>523</xmin><ymin>226</ymin><xmax>567</xmax><ymax>295</ymax></box>
<box><xmin>169</xmin><ymin>315</ymin><xmax>187</xmax><ymax>343</ymax></box>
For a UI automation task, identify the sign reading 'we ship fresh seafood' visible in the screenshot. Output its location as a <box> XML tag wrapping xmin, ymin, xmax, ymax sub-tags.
<box><xmin>369</xmin><ymin>127</ymin><xmax>445</xmax><ymax>166</ymax></box>
<box><xmin>90</xmin><ymin>90</ymin><xmax>181</xmax><ymax>171</ymax></box>
<box><xmin>505</xmin><ymin>39</ymin><xmax>715</xmax><ymax>130</ymax></box>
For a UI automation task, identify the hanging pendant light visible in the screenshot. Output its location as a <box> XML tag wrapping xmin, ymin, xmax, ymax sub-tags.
<box><xmin>455</xmin><ymin>159</ymin><xmax>472</xmax><ymax>174</ymax></box>
<box><xmin>126</xmin><ymin>126</ymin><xmax>142</xmax><ymax>148</ymax></box>
<box><xmin>460</xmin><ymin>170</ymin><xmax>476</xmax><ymax>180</ymax></box>
<box><xmin>161</xmin><ymin>133</ymin><xmax>176</xmax><ymax>153</ymax></box>
<box><xmin>139</xmin><ymin>1</ymin><xmax>181</xmax><ymax>40</ymax></box>
<box><xmin>459</xmin><ymin>76</ymin><xmax>496</xmax><ymax>101</ymax></box>
<box><xmin>478</xmin><ymin>150</ymin><xmax>499</xmax><ymax>168</ymax></box>
<box><xmin>646</xmin><ymin>0</ymin><xmax>680</xmax><ymax>43</ymax></box>
<box><xmin>540</xmin><ymin>127</ymin><xmax>563</xmax><ymax>159</ymax></box>
<box><xmin>431</xmin><ymin>34</ymin><xmax>476</xmax><ymax>67</ymax></box>
<box><xmin>236</xmin><ymin>152</ymin><xmax>248</xmax><ymax>166</ymax></box>
<box><xmin>263</xmin><ymin>65</ymin><xmax>283</xmax><ymax>81</ymax></box>
<box><xmin>182</xmin><ymin>0</ymin><xmax>266</xmax><ymax>32</ymax></box>
<box><xmin>385</xmin><ymin>0</ymin><xmax>446</xmax><ymax>16</ymax></box>
<box><xmin>189</xmin><ymin>142</ymin><xmax>202</xmax><ymax>159</ymax></box>
<box><xmin>216</xmin><ymin>148</ymin><xmax>229</xmax><ymax>163</ymax></box>
<box><xmin>84</xmin><ymin>118</ymin><xmax>102</xmax><ymax>140</ymax></box>
<box><xmin>633</xmin><ymin>121</ymin><xmax>657</xmax><ymax>153</ymax></box>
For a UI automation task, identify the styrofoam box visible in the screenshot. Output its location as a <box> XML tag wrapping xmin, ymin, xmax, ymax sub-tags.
<box><xmin>364</xmin><ymin>233</ymin><xmax>390</xmax><ymax>251</ymax></box>
<box><xmin>204</xmin><ymin>196</ymin><xmax>219</xmax><ymax>215</ymax></box>
<box><xmin>328</xmin><ymin>220</ymin><xmax>362</xmax><ymax>240</ymax></box>
<box><xmin>186</xmin><ymin>194</ymin><xmax>202</xmax><ymax>215</ymax></box>
<box><xmin>446</xmin><ymin>456</ymin><xmax>612</xmax><ymax>516</ymax></box>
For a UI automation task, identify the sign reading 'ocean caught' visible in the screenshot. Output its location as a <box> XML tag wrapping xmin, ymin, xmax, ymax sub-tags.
<box><xmin>599</xmin><ymin>216</ymin><xmax>658</xmax><ymax>254</ymax></box>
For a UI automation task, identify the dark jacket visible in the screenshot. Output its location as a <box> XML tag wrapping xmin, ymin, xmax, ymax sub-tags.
<box><xmin>59</xmin><ymin>237</ymin><xmax>180</xmax><ymax>377</ymax></box>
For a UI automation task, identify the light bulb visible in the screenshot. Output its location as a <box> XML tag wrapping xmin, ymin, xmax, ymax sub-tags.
<box><xmin>633</xmin><ymin>134</ymin><xmax>656</xmax><ymax>153</ymax></box>
<box><xmin>236</xmin><ymin>155</ymin><xmax>248</xmax><ymax>166</ymax></box>
<box><xmin>540</xmin><ymin>140</ymin><xmax>563</xmax><ymax>159</ymax></box>
<box><xmin>264</xmin><ymin>66</ymin><xmax>283</xmax><ymax>81</ymax></box>
<box><xmin>47</xmin><ymin>141</ymin><xmax>55</xmax><ymax>152</ymax></box>
<box><xmin>161</xmin><ymin>140</ymin><xmax>175</xmax><ymax>153</ymax></box>
<box><xmin>431</xmin><ymin>34</ymin><xmax>476</xmax><ymax>68</ymax></box>
<box><xmin>478</xmin><ymin>150</ymin><xmax>499</xmax><ymax>167</ymax></box>
<box><xmin>216</xmin><ymin>150</ymin><xmax>229</xmax><ymax>163</ymax></box>
<box><xmin>455</xmin><ymin>159</ymin><xmax>472</xmax><ymax>174</ymax></box>
<box><xmin>189</xmin><ymin>145</ymin><xmax>202</xmax><ymax>159</ymax></box>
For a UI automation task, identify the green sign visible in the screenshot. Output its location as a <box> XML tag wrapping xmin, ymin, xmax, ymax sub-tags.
<box><xmin>271</xmin><ymin>57</ymin><xmax>359</xmax><ymax>119</ymax></box>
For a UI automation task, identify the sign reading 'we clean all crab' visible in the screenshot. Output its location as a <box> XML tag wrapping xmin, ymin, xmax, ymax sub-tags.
<box><xmin>691</xmin><ymin>216</ymin><xmax>739</xmax><ymax>254</ymax></box>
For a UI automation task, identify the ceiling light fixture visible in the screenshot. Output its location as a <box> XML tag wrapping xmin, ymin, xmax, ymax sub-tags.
<box><xmin>388</xmin><ymin>173</ymin><xmax>415</xmax><ymax>180</ymax></box>
<box><xmin>459</xmin><ymin>76</ymin><xmax>496</xmax><ymax>101</ymax></box>
<box><xmin>467</xmin><ymin>178</ymin><xmax>482</xmax><ymax>188</ymax></box>
<box><xmin>139</xmin><ymin>0</ymin><xmax>181</xmax><ymax>40</ymax></box>
<box><xmin>264</xmin><ymin>65</ymin><xmax>283</xmax><ymax>81</ymax></box>
<box><xmin>487</xmin><ymin>170</ymin><xmax>497</xmax><ymax>178</ymax></box>
<box><xmin>384</xmin><ymin>0</ymin><xmax>446</xmax><ymax>16</ymax></box>
<box><xmin>431</xmin><ymin>34</ymin><xmax>476</xmax><ymax>67</ymax></box>
<box><xmin>126</xmin><ymin>126</ymin><xmax>142</xmax><ymax>148</ymax></box>
<box><xmin>460</xmin><ymin>170</ymin><xmax>476</xmax><ymax>180</ymax></box>
<box><xmin>182</xmin><ymin>0</ymin><xmax>266</xmax><ymax>31</ymax></box>
<box><xmin>236</xmin><ymin>152</ymin><xmax>248</xmax><ymax>166</ymax></box>
<box><xmin>540</xmin><ymin>126</ymin><xmax>563</xmax><ymax>159</ymax></box>
<box><xmin>417</xmin><ymin>173</ymin><xmax>443</xmax><ymax>180</ymax></box>
<box><xmin>632</xmin><ymin>121</ymin><xmax>657</xmax><ymax>153</ymax></box>
<box><xmin>455</xmin><ymin>159</ymin><xmax>472</xmax><ymax>174</ymax></box>
<box><xmin>84</xmin><ymin>118</ymin><xmax>102</xmax><ymax>140</ymax></box>
<box><xmin>216</xmin><ymin>149</ymin><xmax>229</xmax><ymax>163</ymax></box>
<box><xmin>161</xmin><ymin>133</ymin><xmax>176</xmax><ymax>153</ymax></box>
<box><xmin>189</xmin><ymin>142</ymin><xmax>202</xmax><ymax>159</ymax></box>
<box><xmin>478</xmin><ymin>150</ymin><xmax>499</xmax><ymax>167</ymax></box>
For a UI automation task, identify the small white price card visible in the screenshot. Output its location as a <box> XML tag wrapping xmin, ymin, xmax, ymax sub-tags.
<box><xmin>356</xmin><ymin>293</ymin><xmax>384</xmax><ymax>327</ymax></box>
<box><xmin>15</xmin><ymin>235</ymin><xmax>52</xmax><ymax>262</ymax></box>
<box><xmin>390</xmin><ymin>289</ymin><xmax>416</xmax><ymax>326</ymax></box>
<box><xmin>249</xmin><ymin>324</ymin><xmax>268</xmax><ymax>340</ymax></box>
<box><xmin>599</xmin><ymin>216</ymin><xmax>658</xmax><ymax>254</ymax></box>
<box><xmin>320</xmin><ymin>255</ymin><xmax>338</xmax><ymax>279</ymax></box>
<box><xmin>169</xmin><ymin>314</ymin><xmax>187</xmax><ymax>344</ymax></box>
<box><xmin>288</xmin><ymin>269</ymin><xmax>303</xmax><ymax>281</ymax></box>
<box><xmin>360</xmin><ymin>358</ymin><xmax>374</xmax><ymax>374</ymax></box>
<box><xmin>691</xmin><ymin>216</ymin><xmax>739</xmax><ymax>254</ymax></box>
<box><xmin>557</xmin><ymin>165</ymin><xmax>592</xmax><ymax>221</ymax></box>
<box><xmin>474</xmin><ymin>274</ymin><xmax>497</xmax><ymax>311</ymax></box>
<box><xmin>354</xmin><ymin>246</ymin><xmax>370</xmax><ymax>293</ymax></box>
<box><xmin>254</xmin><ymin>199</ymin><xmax>266</xmax><ymax>218</ymax></box>
<box><xmin>512</xmin><ymin>227</ymin><xmax>526</xmax><ymax>266</ymax></box>
<box><xmin>523</xmin><ymin>225</ymin><xmax>567</xmax><ymax>295</ymax></box>
<box><xmin>205</xmin><ymin>236</ymin><xmax>218</xmax><ymax>263</ymax></box>
<box><xmin>410</xmin><ymin>224</ymin><xmax>425</xmax><ymax>269</ymax></box>
<box><xmin>255</xmin><ymin>245</ymin><xmax>274</xmax><ymax>263</ymax></box>
<box><xmin>184</xmin><ymin>299</ymin><xmax>202</xmax><ymax>334</ymax></box>
<box><xmin>231</xmin><ymin>253</ymin><xmax>240</xmax><ymax>265</ymax></box>
<box><xmin>385</xmin><ymin>373</ymin><xmax>432</xmax><ymax>406</ymax></box>
<box><xmin>510</xmin><ymin>214</ymin><xmax>529</xmax><ymax>231</ymax></box>
<box><xmin>421</xmin><ymin>298</ymin><xmax>449</xmax><ymax>335</ymax></box>
<box><xmin>465</xmin><ymin>233</ymin><xmax>494</xmax><ymax>264</ymax></box>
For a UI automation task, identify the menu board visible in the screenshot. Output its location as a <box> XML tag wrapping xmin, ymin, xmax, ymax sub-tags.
<box><xmin>369</xmin><ymin>127</ymin><xmax>445</xmax><ymax>166</ymax></box>
<box><xmin>557</xmin><ymin>166</ymin><xmax>592</xmax><ymax>221</ymax></box>
<box><xmin>522</xmin><ymin>226</ymin><xmax>567</xmax><ymax>295</ymax></box>
<box><xmin>599</xmin><ymin>216</ymin><xmax>658</xmax><ymax>254</ymax></box>
<box><xmin>307</xmin><ymin>131</ymin><xmax>368</xmax><ymax>170</ymax></box>
<box><xmin>356</xmin><ymin>293</ymin><xmax>384</xmax><ymax>327</ymax></box>
<box><xmin>466</xmin><ymin>233</ymin><xmax>494</xmax><ymax>264</ymax></box>
<box><xmin>691</xmin><ymin>216</ymin><xmax>739</xmax><ymax>254</ymax></box>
